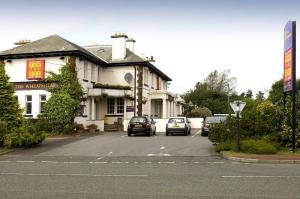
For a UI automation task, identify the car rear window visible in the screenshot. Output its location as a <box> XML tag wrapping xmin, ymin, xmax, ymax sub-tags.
<box><xmin>168</xmin><ymin>118</ymin><xmax>185</xmax><ymax>123</ymax></box>
<box><xmin>130</xmin><ymin>117</ymin><xmax>147</xmax><ymax>123</ymax></box>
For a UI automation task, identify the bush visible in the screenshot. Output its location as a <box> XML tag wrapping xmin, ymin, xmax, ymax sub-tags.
<box><xmin>240</xmin><ymin>139</ymin><xmax>277</xmax><ymax>154</ymax></box>
<box><xmin>215</xmin><ymin>140</ymin><xmax>234</xmax><ymax>152</ymax></box>
<box><xmin>0</xmin><ymin>120</ymin><xmax>8</xmax><ymax>146</ymax></box>
<box><xmin>73</xmin><ymin>123</ymin><xmax>85</xmax><ymax>133</ymax></box>
<box><xmin>208</xmin><ymin>118</ymin><xmax>236</xmax><ymax>144</ymax></box>
<box><xmin>3</xmin><ymin>128</ymin><xmax>47</xmax><ymax>148</ymax></box>
<box><xmin>87</xmin><ymin>124</ymin><xmax>98</xmax><ymax>129</ymax></box>
<box><xmin>186</xmin><ymin>107</ymin><xmax>212</xmax><ymax>118</ymax></box>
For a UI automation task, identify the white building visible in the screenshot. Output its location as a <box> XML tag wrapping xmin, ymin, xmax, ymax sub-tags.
<box><xmin>0</xmin><ymin>34</ymin><xmax>184</xmax><ymax>131</ymax></box>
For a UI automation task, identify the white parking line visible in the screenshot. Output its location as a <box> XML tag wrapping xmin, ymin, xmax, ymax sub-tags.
<box><xmin>147</xmin><ymin>154</ymin><xmax>171</xmax><ymax>156</ymax></box>
<box><xmin>222</xmin><ymin>176</ymin><xmax>300</xmax><ymax>178</ymax></box>
<box><xmin>97</xmin><ymin>151</ymin><xmax>113</xmax><ymax>160</ymax></box>
<box><xmin>0</xmin><ymin>173</ymin><xmax>148</xmax><ymax>177</ymax></box>
<box><xmin>160</xmin><ymin>146</ymin><xmax>165</xmax><ymax>150</ymax></box>
<box><xmin>192</xmin><ymin>130</ymin><xmax>202</xmax><ymax>137</ymax></box>
<box><xmin>16</xmin><ymin>161</ymin><xmax>35</xmax><ymax>163</ymax></box>
<box><xmin>158</xmin><ymin>161</ymin><xmax>175</xmax><ymax>164</ymax></box>
<box><xmin>41</xmin><ymin>161</ymin><xmax>58</xmax><ymax>163</ymax></box>
<box><xmin>63</xmin><ymin>162</ymin><xmax>81</xmax><ymax>164</ymax></box>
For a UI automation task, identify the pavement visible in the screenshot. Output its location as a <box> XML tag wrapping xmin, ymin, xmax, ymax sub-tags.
<box><xmin>1</xmin><ymin>130</ymin><xmax>300</xmax><ymax>198</ymax></box>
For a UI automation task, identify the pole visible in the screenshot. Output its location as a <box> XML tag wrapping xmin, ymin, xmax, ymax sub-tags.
<box><xmin>134</xmin><ymin>66</ymin><xmax>137</xmax><ymax>117</ymax></box>
<box><xmin>292</xmin><ymin>21</ymin><xmax>297</xmax><ymax>153</ymax></box>
<box><xmin>236</xmin><ymin>111</ymin><xmax>240</xmax><ymax>152</ymax></box>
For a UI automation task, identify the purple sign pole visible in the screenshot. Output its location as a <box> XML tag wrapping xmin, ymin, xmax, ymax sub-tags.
<box><xmin>284</xmin><ymin>21</ymin><xmax>296</xmax><ymax>152</ymax></box>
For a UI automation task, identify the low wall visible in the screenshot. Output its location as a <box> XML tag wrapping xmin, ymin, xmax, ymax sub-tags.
<box><xmin>123</xmin><ymin>118</ymin><xmax>203</xmax><ymax>132</ymax></box>
<box><xmin>75</xmin><ymin>117</ymin><xmax>105</xmax><ymax>132</ymax></box>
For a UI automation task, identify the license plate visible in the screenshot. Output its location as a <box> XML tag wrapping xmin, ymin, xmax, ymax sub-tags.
<box><xmin>135</xmin><ymin>124</ymin><xmax>142</xmax><ymax>127</ymax></box>
<box><xmin>172</xmin><ymin>124</ymin><xmax>179</xmax><ymax>128</ymax></box>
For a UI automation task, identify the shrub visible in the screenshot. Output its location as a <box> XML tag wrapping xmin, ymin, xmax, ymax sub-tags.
<box><xmin>240</xmin><ymin>139</ymin><xmax>277</xmax><ymax>154</ymax></box>
<box><xmin>73</xmin><ymin>123</ymin><xmax>85</xmax><ymax>133</ymax></box>
<box><xmin>186</xmin><ymin>107</ymin><xmax>212</xmax><ymax>118</ymax></box>
<box><xmin>0</xmin><ymin>120</ymin><xmax>8</xmax><ymax>146</ymax></box>
<box><xmin>3</xmin><ymin>128</ymin><xmax>47</xmax><ymax>148</ymax></box>
<box><xmin>87</xmin><ymin>124</ymin><xmax>98</xmax><ymax>129</ymax></box>
<box><xmin>208</xmin><ymin>118</ymin><xmax>236</xmax><ymax>144</ymax></box>
<box><xmin>215</xmin><ymin>140</ymin><xmax>234</xmax><ymax>152</ymax></box>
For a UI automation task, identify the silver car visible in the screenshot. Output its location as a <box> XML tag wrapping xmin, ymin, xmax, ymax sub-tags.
<box><xmin>166</xmin><ymin>117</ymin><xmax>191</xmax><ymax>136</ymax></box>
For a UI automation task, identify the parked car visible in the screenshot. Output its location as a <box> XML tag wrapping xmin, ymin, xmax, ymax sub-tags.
<box><xmin>127</xmin><ymin>116</ymin><xmax>156</xmax><ymax>136</ymax></box>
<box><xmin>166</xmin><ymin>117</ymin><xmax>191</xmax><ymax>136</ymax></box>
<box><xmin>201</xmin><ymin>116</ymin><xmax>227</xmax><ymax>136</ymax></box>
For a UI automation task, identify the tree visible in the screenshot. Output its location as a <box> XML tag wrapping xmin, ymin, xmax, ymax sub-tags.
<box><xmin>0</xmin><ymin>65</ymin><xmax>23</xmax><ymax>132</ymax></box>
<box><xmin>186</xmin><ymin>107</ymin><xmax>212</xmax><ymax>118</ymax></box>
<box><xmin>44</xmin><ymin>62</ymin><xmax>84</xmax><ymax>133</ymax></box>
<box><xmin>183</xmin><ymin>70</ymin><xmax>237</xmax><ymax>114</ymax></box>
<box><xmin>245</xmin><ymin>89</ymin><xmax>253</xmax><ymax>98</ymax></box>
<box><xmin>256</xmin><ymin>91</ymin><xmax>265</xmax><ymax>101</ymax></box>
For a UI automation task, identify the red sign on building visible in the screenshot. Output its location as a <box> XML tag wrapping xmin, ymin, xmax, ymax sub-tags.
<box><xmin>26</xmin><ymin>60</ymin><xmax>45</xmax><ymax>80</ymax></box>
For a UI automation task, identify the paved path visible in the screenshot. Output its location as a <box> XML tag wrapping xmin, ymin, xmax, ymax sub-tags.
<box><xmin>1</xmin><ymin>130</ymin><xmax>300</xmax><ymax>198</ymax></box>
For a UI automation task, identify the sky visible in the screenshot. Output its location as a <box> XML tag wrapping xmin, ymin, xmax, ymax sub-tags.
<box><xmin>1</xmin><ymin>0</ymin><xmax>300</xmax><ymax>96</ymax></box>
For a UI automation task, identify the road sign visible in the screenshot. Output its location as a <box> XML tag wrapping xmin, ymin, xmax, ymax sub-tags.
<box><xmin>230</xmin><ymin>101</ymin><xmax>246</xmax><ymax>114</ymax></box>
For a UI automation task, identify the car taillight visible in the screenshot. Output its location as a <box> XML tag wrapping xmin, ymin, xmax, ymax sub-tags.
<box><xmin>128</xmin><ymin>124</ymin><xmax>131</xmax><ymax>129</ymax></box>
<box><xmin>144</xmin><ymin>123</ymin><xmax>151</xmax><ymax>128</ymax></box>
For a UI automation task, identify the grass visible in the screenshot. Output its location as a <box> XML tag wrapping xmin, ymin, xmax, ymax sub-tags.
<box><xmin>222</xmin><ymin>149</ymin><xmax>300</xmax><ymax>157</ymax></box>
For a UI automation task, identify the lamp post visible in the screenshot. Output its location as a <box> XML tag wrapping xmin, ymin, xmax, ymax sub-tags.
<box><xmin>230</xmin><ymin>101</ymin><xmax>246</xmax><ymax>152</ymax></box>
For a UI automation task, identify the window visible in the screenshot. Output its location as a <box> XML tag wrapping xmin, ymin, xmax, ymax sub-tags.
<box><xmin>83</xmin><ymin>61</ymin><xmax>88</xmax><ymax>79</ymax></box>
<box><xmin>117</xmin><ymin>98</ymin><xmax>124</xmax><ymax>114</ymax></box>
<box><xmin>25</xmin><ymin>95</ymin><xmax>32</xmax><ymax>115</ymax></box>
<box><xmin>91</xmin><ymin>64</ymin><xmax>95</xmax><ymax>82</ymax></box>
<box><xmin>107</xmin><ymin>98</ymin><xmax>115</xmax><ymax>114</ymax></box>
<box><xmin>144</xmin><ymin>68</ymin><xmax>148</xmax><ymax>85</ymax></box>
<box><xmin>40</xmin><ymin>95</ymin><xmax>46</xmax><ymax>113</ymax></box>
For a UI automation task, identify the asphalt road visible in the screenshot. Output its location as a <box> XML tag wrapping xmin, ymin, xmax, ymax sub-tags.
<box><xmin>1</xmin><ymin>129</ymin><xmax>300</xmax><ymax>198</ymax></box>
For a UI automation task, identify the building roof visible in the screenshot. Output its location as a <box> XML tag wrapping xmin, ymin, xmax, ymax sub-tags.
<box><xmin>85</xmin><ymin>45</ymin><xmax>172</xmax><ymax>81</ymax></box>
<box><xmin>0</xmin><ymin>35</ymin><xmax>172</xmax><ymax>81</ymax></box>
<box><xmin>0</xmin><ymin>35</ymin><xmax>106</xmax><ymax>65</ymax></box>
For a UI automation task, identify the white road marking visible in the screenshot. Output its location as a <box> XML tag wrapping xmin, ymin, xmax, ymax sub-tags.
<box><xmin>147</xmin><ymin>154</ymin><xmax>171</xmax><ymax>156</ymax></box>
<box><xmin>192</xmin><ymin>129</ymin><xmax>202</xmax><ymax>137</ymax></box>
<box><xmin>63</xmin><ymin>162</ymin><xmax>80</xmax><ymax>164</ymax></box>
<box><xmin>193</xmin><ymin>162</ymin><xmax>200</xmax><ymax>164</ymax></box>
<box><xmin>222</xmin><ymin>176</ymin><xmax>300</xmax><ymax>178</ymax></box>
<box><xmin>97</xmin><ymin>151</ymin><xmax>113</xmax><ymax>160</ymax></box>
<box><xmin>158</xmin><ymin>161</ymin><xmax>175</xmax><ymax>164</ymax></box>
<box><xmin>0</xmin><ymin>161</ymin><xmax>11</xmax><ymax>163</ymax></box>
<box><xmin>16</xmin><ymin>161</ymin><xmax>35</xmax><ymax>163</ymax></box>
<box><xmin>160</xmin><ymin>146</ymin><xmax>165</xmax><ymax>150</ymax></box>
<box><xmin>0</xmin><ymin>173</ymin><xmax>148</xmax><ymax>177</ymax></box>
<box><xmin>112</xmin><ymin>162</ymin><xmax>129</xmax><ymax>164</ymax></box>
<box><xmin>41</xmin><ymin>161</ymin><xmax>58</xmax><ymax>163</ymax></box>
<box><xmin>208</xmin><ymin>161</ymin><xmax>224</xmax><ymax>164</ymax></box>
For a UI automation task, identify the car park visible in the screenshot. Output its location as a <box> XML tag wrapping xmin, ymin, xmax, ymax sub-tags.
<box><xmin>201</xmin><ymin>115</ymin><xmax>227</xmax><ymax>136</ymax></box>
<box><xmin>166</xmin><ymin>117</ymin><xmax>191</xmax><ymax>136</ymax></box>
<box><xmin>127</xmin><ymin>116</ymin><xmax>156</xmax><ymax>136</ymax></box>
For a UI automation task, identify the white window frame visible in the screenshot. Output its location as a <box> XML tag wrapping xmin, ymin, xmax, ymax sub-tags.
<box><xmin>39</xmin><ymin>94</ymin><xmax>46</xmax><ymax>113</ymax></box>
<box><xmin>25</xmin><ymin>95</ymin><xmax>32</xmax><ymax>115</ymax></box>
<box><xmin>116</xmin><ymin>98</ymin><xmax>124</xmax><ymax>114</ymax></box>
<box><xmin>107</xmin><ymin>98</ymin><xmax>115</xmax><ymax>114</ymax></box>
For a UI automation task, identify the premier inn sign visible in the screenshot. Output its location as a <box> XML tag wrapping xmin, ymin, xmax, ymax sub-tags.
<box><xmin>12</xmin><ymin>81</ymin><xmax>59</xmax><ymax>91</ymax></box>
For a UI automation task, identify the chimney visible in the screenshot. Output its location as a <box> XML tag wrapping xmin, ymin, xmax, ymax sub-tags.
<box><xmin>111</xmin><ymin>32</ymin><xmax>128</xmax><ymax>60</ymax></box>
<box><xmin>126</xmin><ymin>38</ymin><xmax>136</xmax><ymax>52</ymax></box>
<box><xmin>14</xmin><ymin>39</ymin><xmax>31</xmax><ymax>46</ymax></box>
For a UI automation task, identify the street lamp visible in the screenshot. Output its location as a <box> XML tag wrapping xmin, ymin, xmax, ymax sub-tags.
<box><xmin>230</xmin><ymin>101</ymin><xmax>246</xmax><ymax>152</ymax></box>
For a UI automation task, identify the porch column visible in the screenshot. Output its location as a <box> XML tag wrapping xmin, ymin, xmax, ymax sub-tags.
<box><xmin>91</xmin><ymin>97</ymin><xmax>96</xmax><ymax>121</ymax></box>
<box><xmin>163</xmin><ymin>99</ymin><xmax>167</xmax><ymax>118</ymax></box>
<box><xmin>124</xmin><ymin>98</ymin><xmax>127</xmax><ymax>120</ymax></box>
<box><xmin>148</xmin><ymin>99</ymin><xmax>151</xmax><ymax>117</ymax></box>
<box><xmin>173</xmin><ymin>101</ymin><xmax>176</xmax><ymax>116</ymax></box>
<box><xmin>86</xmin><ymin>98</ymin><xmax>91</xmax><ymax>120</ymax></box>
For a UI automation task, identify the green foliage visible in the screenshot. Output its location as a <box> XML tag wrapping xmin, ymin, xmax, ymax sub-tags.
<box><xmin>0</xmin><ymin>65</ymin><xmax>23</xmax><ymax>132</ymax></box>
<box><xmin>215</xmin><ymin>140</ymin><xmax>234</xmax><ymax>152</ymax></box>
<box><xmin>87</xmin><ymin>124</ymin><xmax>98</xmax><ymax>129</ymax></box>
<box><xmin>0</xmin><ymin>120</ymin><xmax>8</xmax><ymax>146</ymax></box>
<box><xmin>240</xmin><ymin>140</ymin><xmax>277</xmax><ymax>154</ymax></box>
<box><xmin>208</xmin><ymin>118</ymin><xmax>236</xmax><ymax>144</ymax></box>
<box><xmin>44</xmin><ymin>93</ymin><xmax>79</xmax><ymax>133</ymax></box>
<box><xmin>44</xmin><ymin>64</ymin><xmax>84</xmax><ymax>133</ymax></box>
<box><xmin>183</xmin><ymin>70</ymin><xmax>237</xmax><ymax>115</ymax></box>
<box><xmin>93</xmin><ymin>83</ymin><xmax>131</xmax><ymax>90</ymax></box>
<box><xmin>186</xmin><ymin>107</ymin><xmax>212</xmax><ymax>118</ymax></box>
<box><xmin>3</xmin><ymin>127</ymin><xmax>47</xmax><ymax>148</ymax></box>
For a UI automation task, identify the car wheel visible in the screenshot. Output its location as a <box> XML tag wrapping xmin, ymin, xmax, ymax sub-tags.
<box><xmin>128</xmin><ymin>132</ymin><xmax>131</xmax><ymax>137</ymax></box>
<box><xmin>166</xmin><ymin>131</ymin><xmax>169</xmax><ymax>136</ymax></box>
<box><xmin>147</xmin><ymin>131</ymin><xmax>151</xmax><ymax>136</ymax></box>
